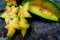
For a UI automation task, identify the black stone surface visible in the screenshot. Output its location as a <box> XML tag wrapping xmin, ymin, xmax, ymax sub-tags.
<box><xmin>0</xmin><ymin>0</ymin><xmax>60</xmax><ymax>40</ymax></box>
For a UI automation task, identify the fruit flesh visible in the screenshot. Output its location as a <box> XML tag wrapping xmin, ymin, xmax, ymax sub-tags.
<box><xmin>0</xmin><ymin>1</ymin><xmax>31</xmax><ymax>38</ymax></box>
<box><xmin>18</xmin><ymin>5</ymin><xmax>31</xmax><ymax>18</ymax></box>
<box><xmin>18</xmin><ymin>1</ymin><xmax>31</xmax><ymax>18</ymax></box>
<box><xmin>29</xmin><ymin>6</ymin><xmax>58</xmax><ymax>21</ymax></box>
<box><xmin>29</xmin><ymin>0</ymin><xmax>60</xmax><ymax>19</ymax></box>
<box><xmin>5</xmin><ymin>0</ymin><xmax>17</xmax><ymax>6</ymax></box>
<box><xmin>19</xmin><ymin>17</ymin><xmax>30</xmax><ymax>29</ymax></box>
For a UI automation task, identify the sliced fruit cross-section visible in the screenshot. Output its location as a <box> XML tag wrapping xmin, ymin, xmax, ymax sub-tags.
<box><xmin>29</xmin><ymin>6</ymin><xmax>58</xmax><ymax>21</ymax></box>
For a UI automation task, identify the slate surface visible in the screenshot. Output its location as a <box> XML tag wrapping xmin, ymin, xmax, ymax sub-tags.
<box><xmin>0</xmin><ymin>0</ymin><xmax>60</xmax><ymax>40</ymax></box>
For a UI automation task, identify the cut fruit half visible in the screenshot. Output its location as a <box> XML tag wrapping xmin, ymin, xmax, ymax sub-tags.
<box><xmin>29</xmin><ymin>6</ymin><xmax>58</xmax><ymax>21</ymax></box>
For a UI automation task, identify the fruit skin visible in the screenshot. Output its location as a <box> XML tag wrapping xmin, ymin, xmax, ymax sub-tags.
<box><xmin>49</xmin><ymin>0</ymin><xmax>60</xmax><ymax>9</ymax></box>
<box><xmin>29</xmin><ymin>0</ymin><xmax>60</xmax><ymax>20</ymax></box>
<box><xmin>0</xmin><ymin>12</ymin><xmax>7</xmax><ymax>18</ymax></box>
<box><xmin>8</xmin><ymin>7</ymin><xmax>18</xmax><ymax>18</ymax></box>
<box><xmin>29</xmin><ymin>6</ymin><xmax>58</xmax><ymax>21</ymax></box>
<box><xmin>0</xmin><ymin>6</ymin><xmax>18</xmax><ymax>24</ymax></box>
<box><xmin>5</xmin><ymin>16</ymin><xmax>19</xmax><ymax>29</ymax></box>
<box><xmin>5</xmin><ymin>16</ymin><xmax>11</xmax><ymax>24</ymax></box>
<box><xmin>5</xmin><ymin>0</ymin><xmax>17</xmax><ymax>6</ymax></box>
<box><xmin>19</xmin><ymin>17</ymin><xmax>30</xmax><ymax>29</ymax></box>
<box><xmin>22</xmin><ymin>1</ymin><xmax>30</xmax><ymax>11</ymax></box>
<box><xmin>21</xmin><ymin>29</ymin><xmax>27</xmax><ymax>37</ymax></box>
<box><xmin>7</xmin><ymin>28</ymin><xmax>15</xmax><ymax>38</ymax></box>
<box><xmin>19</xmin><ymin>17</ymin><xmax>30</xmax><ymax>37</ymax></box>
<box><xmin>18</xmin><ymin>1</ymin><xmax>32</xmax><ymax>18</ymax></box>
<box><xmin>18</xmin><ymin>5</ymin><xmax>31</xmax><ymax>18</ymax></box>
<box><xmin>0</xmin><ymin>2</ymin><xmax>30</xmax><ymax>38</ymax></box>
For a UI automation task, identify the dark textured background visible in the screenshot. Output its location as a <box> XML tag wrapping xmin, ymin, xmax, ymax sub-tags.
<box><xmin>0</xmin><ymin>0</ymin><xmax>60</xmax><ymax>40</ymax></box>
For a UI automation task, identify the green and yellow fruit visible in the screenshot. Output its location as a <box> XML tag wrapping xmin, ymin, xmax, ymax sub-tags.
<box><xmin>18</xmin><ymin>1</ymin><xmax>32</xmax><ymax>18</ymax></box>
<box><xmin>19</xmin><ymin>17</ymin><xmax>30</xmax><ymax>29</ymax></box>
<box><xmin>21</xmin><ymin>29</ymin><xmax>27</xmax><ymax>37</ymax></box>
<box><xmin>29</xmin><ymin>0</ymin><xmax>60</xmax><ymax>21</ymax></box>
<box><xmin>29</xmin><ymin>6</ymin><xmax>58</xmax><ymax>21</ymax></box>
<box><xmin>7</xmin><ymin>28</ymin><xmax>15</xmax><ymax>38</ymax></box>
